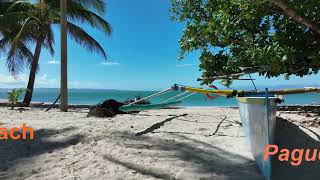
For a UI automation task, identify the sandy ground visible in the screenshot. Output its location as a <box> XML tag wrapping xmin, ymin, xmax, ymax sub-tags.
<box><xmin>0</xmin><ymin>107</ymin><xmax>319</xmax><ymax>180</ymax></box>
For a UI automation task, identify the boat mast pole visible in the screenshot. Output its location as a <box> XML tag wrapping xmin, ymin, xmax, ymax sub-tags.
<box><xmin>264</xmin><ymin>88</ymin><xmax>271</xmax><ymax>180</ymax></box>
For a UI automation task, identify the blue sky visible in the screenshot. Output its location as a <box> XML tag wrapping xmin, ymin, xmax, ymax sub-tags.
<box><xmin>0</xmin><ymin>0</ymin><xmax>320</xmax><ymax>90</ymax></box>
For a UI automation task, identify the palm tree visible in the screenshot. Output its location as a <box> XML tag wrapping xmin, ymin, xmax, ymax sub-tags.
<box><xmin>0</xmin><ymin>0</ymin><xmax>111</xmax><ymax>106</ymax></box>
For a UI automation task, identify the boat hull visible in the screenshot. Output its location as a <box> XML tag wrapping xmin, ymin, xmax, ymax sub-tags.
<box><xmin>237</xmin><ymin>97</ymin><xmax>277</xmax><ymax>180</ymax></box>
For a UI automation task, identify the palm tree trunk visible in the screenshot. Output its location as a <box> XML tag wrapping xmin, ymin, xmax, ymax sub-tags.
<box><xmin>22</xmin><ymin>35</ymin><xmax>45</xmax><ymax>107</ymax></box>
<box><xmin>60</xmin><ymin>0</ymin><xmax>68</xmax><ymax>111</ymax></box>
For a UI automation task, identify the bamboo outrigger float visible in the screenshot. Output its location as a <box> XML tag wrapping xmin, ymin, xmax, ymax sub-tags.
<box><xmin>121</xmin><ymin>84</ymin><xmax>320</xmax><ymax>180</ymax></box>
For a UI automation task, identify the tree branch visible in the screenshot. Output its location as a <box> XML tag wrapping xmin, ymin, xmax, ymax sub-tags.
<box><xmin>197</xmin><ymin>67</ymin><xmax>265</xmax><ymax>81</ymax></box>
<box><xmin>272</xmin><ymin>0</ymin><xmax>320</xmax><ymax>35</ymax></box>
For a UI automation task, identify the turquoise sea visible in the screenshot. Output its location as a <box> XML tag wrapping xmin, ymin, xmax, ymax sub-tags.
<box><xmin>0</xmin><ymin>88</ymin><xmax>320</xmax><ymax>106</ymax></box>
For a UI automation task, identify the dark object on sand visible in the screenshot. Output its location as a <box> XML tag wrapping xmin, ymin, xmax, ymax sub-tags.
<box><xmin>87</xmin><ymin>97</ymin><xmax>151</xmax><ymax>118</ymax></box>
<box><xmin>87</xmin><ymin>99</ymin><xmax>125</xmax><ymax>118</ymax></box>
<box><xmin>123</xmin><ymin>96</ymin><xmax>151</xmax><ymax>105</ymax></box>
<box><xmin>46</xmin><ymin>94</ymin><xmax>61</xmax><ymax>112</ymax></box>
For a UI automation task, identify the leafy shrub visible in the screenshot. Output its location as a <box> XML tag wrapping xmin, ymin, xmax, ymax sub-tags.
<box><xmin>7</xmin><ymin>88</ymin><xmax>27</xmax><ymax>110</ymax></box>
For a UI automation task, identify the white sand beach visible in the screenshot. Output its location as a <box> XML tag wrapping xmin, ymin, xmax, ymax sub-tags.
<box><xmin>0</xmin><ymin>107</ymin><xmax>319</xmax><ymax>180</ymax></box>
<box><xmin>1</xmin><ymin>0</ymin><xmax>320</xmax><ymax>179</ymax></box>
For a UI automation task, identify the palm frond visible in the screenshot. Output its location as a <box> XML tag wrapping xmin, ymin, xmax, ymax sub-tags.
<box><xmin>73</xmin><ymin>0</ymin><xmax>105</xmax><ymax>14</ymax></box>
<box><xmin>6</xmin><ymin>41</ymin><xmax>33</xmax><ymax>75</ymax></box>
<box><xmin>0</xmin><ymin>30</ymin><xmax>23</xmax><ymax>55</ymax></box>
<box><xmin>67</xmin><ymin>22</ymin><xmax>107</xmax><ymax>59</ymax></box>
<box><xmin>0</xmin><ymin>12</ymin><xmax>30</xmax><ymax>28</ymax></box>
<box><xmin>49</xmin><ymin>1</ymin><xmax>111</xmax><ymax>35</ymax></box>
<box><xmin>46</xmin><ymin>0</ymin><xmax>106</xmax><ymax>14</ymax></box>
<box><xmin>1</xmin><ymin>18</ymin><xmax>35</xmax><ymax>75</ymax></box>
<box><xmin>19</xmin><ymin>42</ymin><xmax>34</xmax><ymax>70</ymax></box>
<box><xmin>7</xmin><ymin>0</ymin><xmax>36</xmax><ymax>12</ymax></box>
<box><xmin>0</xmin><ymin>36</ymin><xmax>10</xmax><ymax>54</ymax></box>
<box><xmin>43</xmin><ymin>26</ymin><xmax>55</xmax><ymax>56</ymax></box>
<box><xmin>69</xmin><ymin>7</ymin><xmax>111</xmax><ymax>35</ymax></box>
<box><xmin>11</xmin><ymin>17</ymin><xmax>32</xmax><ymax>52</ymax></box>
<box><xmin>0</xmin><ymin>1</ymin><xmax>19</xmax><ymax>13</ymax></box>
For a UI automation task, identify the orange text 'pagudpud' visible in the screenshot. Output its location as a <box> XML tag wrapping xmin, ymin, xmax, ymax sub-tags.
<box><xmin>264</xmin><ymin>144</ymin><xmax>320</xmax><ymax>166</ymax></box>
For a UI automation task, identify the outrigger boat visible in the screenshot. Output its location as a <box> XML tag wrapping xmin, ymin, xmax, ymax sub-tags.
<box><xmin>120</xmin><ymin>84</ymin><xmax>320</xmax><ymax>180</ymax></box>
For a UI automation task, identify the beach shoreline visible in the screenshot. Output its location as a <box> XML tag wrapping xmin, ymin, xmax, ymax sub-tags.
<box><xmin>1</xmin><ymin>98</ymin><xmax>320</xmax><ymax>110</ymax></box>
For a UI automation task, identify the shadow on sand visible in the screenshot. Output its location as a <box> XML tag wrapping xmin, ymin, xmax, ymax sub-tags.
<box><xmin>104</xmin><ymin>131</ymin><xmax>264</xmax><ymax>180</ymax></box>
<box><xmin>0</xmin><ymin>127</ymin><xmax>83</xmax><ymax>178</ymax></box>
<box><xmin>1</xmin><ymin>116</ymin><xmax>319</xmax><ymax>180</ymax></box>
<box><xmin>104</xmin><ymin>116</ymin><xmax>320</xmax><ymax>180</ymax></box>
<box><xmin>272</xmin><ymin>117</ymin><xmax>320</xmax><ymax>180</ymax></box>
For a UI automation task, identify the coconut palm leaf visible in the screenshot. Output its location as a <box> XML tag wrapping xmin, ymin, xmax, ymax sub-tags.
<box><xmin>49</xmin><ymin>1</ymin><xmax>111</xmax><ymax>35</ymax></box>
<box><xmin>11</xmin><ymin>17</ymin><xmax>33</xmax><ymax>49</ymax></box>
<box><xmin>43</xmin><ymin>26</ymin><xmax>55</xmax><ymax>56</ymax></box>
<box><xmin>6</xmin><ymin>41</ymin><xmax>33</xmax><ymax>74</ymax></box>
<box><xmin>70</xmin><ymin>7</ymin><xmax>112</xmax><ymax>35</ymax></box>
<box><xmin>0</xmin><ymin>1</ymin><xmax>20</xmax><ymax>13</ymax></box>
<box><xmin>0</xmin><ymin>24</ymin><xmax>34</xmax><ymax>74</ymax></box>
<box><xmin>7</xmin><ymin>1</ymin><xmax>36</xmax><ymax>12</ymax></box>
<box><xmin>46</xmin><ymin>0</ymin><xmax>106</xmax><ymax>14</ymax></box>
<box><xmin>67</xmin><ymin>22</ymin><xmax>107</xmax><ymax>59</ymax></box>
<box><xmin>73</xmin><ymin>0</ymin><xmax>106</xmax><ymax>13</ymax></box>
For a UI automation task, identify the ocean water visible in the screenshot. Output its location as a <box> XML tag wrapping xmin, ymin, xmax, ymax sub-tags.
<box><xmin>0</xmin><ymin>88</ymin><xmax>319</xmax><ymax>106</ymax></box>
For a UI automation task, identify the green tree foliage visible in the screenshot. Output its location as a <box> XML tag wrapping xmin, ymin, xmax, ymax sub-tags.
<box><xmin>0</xmin><ymin>0</ymin><xmax>111</xmax><ymax>106</ymax></box>
<box><xmin>170</xmin><ymin>0</ymin><xmax>320</xmax><ymax>85</ymax></box>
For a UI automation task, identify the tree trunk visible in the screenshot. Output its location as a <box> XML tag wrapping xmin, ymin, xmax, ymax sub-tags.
<box><xmin>272</xmin><ymin>0</ymin><xmax>320</xmax><ymax>36</ymax></box>
<box><xmin>22</xmin><ymin>35</ymin><xmax>45</xmax><ymax>107</ymax></box>
<box><xmin>60</xmin><ymin>0</ymin><xmax>68</xmax><ymax>111</ymax></box>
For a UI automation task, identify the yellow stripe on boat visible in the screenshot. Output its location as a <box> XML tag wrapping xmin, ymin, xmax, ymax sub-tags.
<box><xmin>236</xmin><ymin>97</ymin><xmax>265</xmax><ymax>105</ymax></box>
<box><xmin>183</xmin><ymin>86</ymin><xmax>238</xmax><ymax>96</ymax></box>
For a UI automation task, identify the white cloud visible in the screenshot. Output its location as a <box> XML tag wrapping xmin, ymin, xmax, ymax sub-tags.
<box><xmin>101</xmin><ymin>62</ymin><xmax>120</xmax><ymax>66</ymax></box>
<box><xmin>0</xmin><ymin>73</ymin><xmax>58</xmax><ymax>88</ymax></box>
<box><xmin>176</xmin><ymin>63</ymin><xmax>195</xmax><ymax>67</ymax></box>
<box><xmin>0</xmin><ymin>73</ymin><xmax>107</xmax><ymax>89</ymax></box>
<box><xmin>48</xmin><ymin>60</ymin><xmax>60</xmax><ymax>65</ymax></box>
<box><xmin>36</xmin><ymin>74</ymin><xmax>58</xmax><ymax>87</ymax></box>
<box><xmin>0</xmin><ymin>74</ymin><xmax>27</xmax><ymax>87</ymax></box>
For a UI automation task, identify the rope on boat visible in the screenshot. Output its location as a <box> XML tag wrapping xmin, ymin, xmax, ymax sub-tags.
<box><xmin>124</xmin><ymin>88</ymin><xmax>173</xmax><ymax>106</ymax></box>
<box><xmin>176</xmin><ymin>92</ymin><xmax>197</xmax><ymax>101</ymax></box>
<box><xmin>248</xmin><ymin>74</ymin><xmax>258</xmax><ymax>91</ymax></box>
<box><xmin>160</xmin><ymin>91</ymin><xmax>189</xmax><ymax>104</ymax></box>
